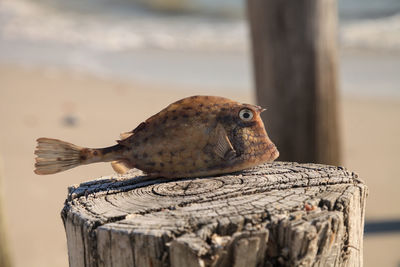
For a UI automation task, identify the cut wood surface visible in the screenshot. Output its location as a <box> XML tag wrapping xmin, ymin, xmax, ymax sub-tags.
<box><xmin>62</xmin><ymin>162</ymin><xmax>367</xmax><ymax>267</ymax></box>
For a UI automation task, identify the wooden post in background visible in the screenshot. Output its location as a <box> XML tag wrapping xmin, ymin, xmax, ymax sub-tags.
<box><xmin>0</xmin><ymin>158</ymin><xmax>12</xmax><ymax>267</ymax></box>
<box><xmin>247</xmin><ymin>0</ymin><xmax>341</xmax><ymax>165</ymax></box>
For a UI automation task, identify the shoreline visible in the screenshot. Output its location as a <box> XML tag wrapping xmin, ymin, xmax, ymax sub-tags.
<box><xmin>1</xmin><ymin>43</ymin><xmax>400</xmax><ymax>98</ymax></box>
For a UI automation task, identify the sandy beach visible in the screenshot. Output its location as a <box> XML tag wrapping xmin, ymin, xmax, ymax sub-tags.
<box><xmin>1</xmin><ymin>0</ymin><xmax>400</xmax><ymax>265</ymax></box>
<box><xmin>0</xmin><ymin>63</ymin><xmax>399</xmax><ymax>267</ymax></box>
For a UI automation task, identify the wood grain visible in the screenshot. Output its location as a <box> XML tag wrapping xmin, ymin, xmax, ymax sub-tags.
<box><xmin>62</xmin><ymin>162</ymin><xmax>367</xmax><ymax>267</ymax></box>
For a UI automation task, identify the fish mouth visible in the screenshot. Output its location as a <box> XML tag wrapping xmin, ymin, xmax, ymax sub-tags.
<box><xmin>266</xmin><ymin>142</ymin><xmax>279</xmax><ymax>161</ymax></box>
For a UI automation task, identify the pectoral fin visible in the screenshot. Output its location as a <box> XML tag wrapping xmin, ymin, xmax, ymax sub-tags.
<box><xmin>210</xmin><ymin>124</ymin><xmax>236</xmax><ymax>160</ymax></box>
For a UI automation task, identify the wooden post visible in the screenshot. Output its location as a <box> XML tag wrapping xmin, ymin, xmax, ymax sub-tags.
<box><xmin>62</xmin><ymin>162</ymin><xmax>367</xmax><ymax>267</ymax></box>
<box><xmin>247</xmin><ymin>0</ymin><xmax>341</xmax><ymax>165</ymax></box>
<box><xmin>0</xmin><ymin>160</ymin><xmax>12</xmax><ymax>267</ymax></box>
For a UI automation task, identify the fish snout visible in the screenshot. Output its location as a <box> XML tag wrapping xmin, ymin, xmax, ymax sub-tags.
<box><xmin>266</xmin><ymin>142</ymin><xmax>279</xmax><ymax>161</ymax></box>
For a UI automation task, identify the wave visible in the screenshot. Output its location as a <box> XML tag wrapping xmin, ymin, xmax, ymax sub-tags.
<box><xmin>0</xmin><ymin>0</ymin><xmax>247</xmax><ymax>52</ymax></box>
<box><xmin>1</xmin><ymin>0</ymin><xmax>399</xmax><ymax>53</ymax></box>
<box><xmin>341</xmin><ymin>13</ymin><xmax>400</xmax><ymax>51</ymax></box>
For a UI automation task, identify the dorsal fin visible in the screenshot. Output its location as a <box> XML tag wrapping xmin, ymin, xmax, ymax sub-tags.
<box><xmin>119</xmin><ymin>121</ymin><xmax>147</xmax><ymax>142</ymax></box>
<box><xmin>120</xmin><ymin>131</ymin><xmax>133</xmax><ymax>140</ymax></box>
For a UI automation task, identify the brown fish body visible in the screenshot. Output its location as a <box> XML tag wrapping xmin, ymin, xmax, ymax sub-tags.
<box><xmin>35</xmin><ymin>96</ymin><xmax>279</xmax><ymax>178</ymax></box>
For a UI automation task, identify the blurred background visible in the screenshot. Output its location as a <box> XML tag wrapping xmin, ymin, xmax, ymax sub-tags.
<box><xmin>0</xmin><ymin>0</ymin><xmax>399</xmax><ymax>266</ymax></box>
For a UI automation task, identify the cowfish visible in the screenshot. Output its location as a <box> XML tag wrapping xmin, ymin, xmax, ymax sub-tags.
<box><xmin>34</xmin><ymin>96</ymin><xmax>279</xmax><ymax>178</ymax></box>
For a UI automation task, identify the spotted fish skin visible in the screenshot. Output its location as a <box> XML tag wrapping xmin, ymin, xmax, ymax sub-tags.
<box><xmin>34</xmin><ymin>95</ymin><xmax>279</xmax><ymax>177</ymax></box>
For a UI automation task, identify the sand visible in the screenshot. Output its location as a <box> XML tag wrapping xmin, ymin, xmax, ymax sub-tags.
<box><xmin>0</xmin><ymin>64</ymin><xmax>399</xmax><ymax>266</ymax></box>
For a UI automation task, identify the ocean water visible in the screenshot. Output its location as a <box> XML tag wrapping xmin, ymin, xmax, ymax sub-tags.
<box><xmin>0</xmin><ymin>0</ymin><xmax>399</xmax><ymax>95</ymax></box>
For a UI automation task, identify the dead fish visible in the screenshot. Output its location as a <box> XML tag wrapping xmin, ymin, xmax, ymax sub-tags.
<box><xmin>34</xmin><ymin>95</ymin><xmax>279</xmax><ymax>178</ymax></box>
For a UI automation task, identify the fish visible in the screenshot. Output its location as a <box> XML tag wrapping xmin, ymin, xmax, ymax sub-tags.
<box><xmin>34</xmin><ymin>95</ymin><xmax>279</xmax><ymax>178</ymax></box>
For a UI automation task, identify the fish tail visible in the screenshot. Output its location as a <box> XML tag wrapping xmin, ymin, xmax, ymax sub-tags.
<box><xmin>34</xmin><ymin>138</ymin><xmax>123</xmax><ymax>175</ymax></box>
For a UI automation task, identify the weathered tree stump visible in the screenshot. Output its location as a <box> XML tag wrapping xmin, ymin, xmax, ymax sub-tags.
<box><xmin>62</xmin><ymin>162</ymin><xmax>367</xmax><ymax>267</ymax></box>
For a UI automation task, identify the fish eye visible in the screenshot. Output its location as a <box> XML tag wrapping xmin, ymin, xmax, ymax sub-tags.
<box><xmin>239</xmin><ymin>108</ymin><xmax>254</xmax><ymax>121</ymax></box>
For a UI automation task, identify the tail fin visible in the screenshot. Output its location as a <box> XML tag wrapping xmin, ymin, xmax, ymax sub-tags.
<box><xmin>34</xmin><ymin>138</ymin><xmax>84</xmax><ymax>175</ymax></box>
